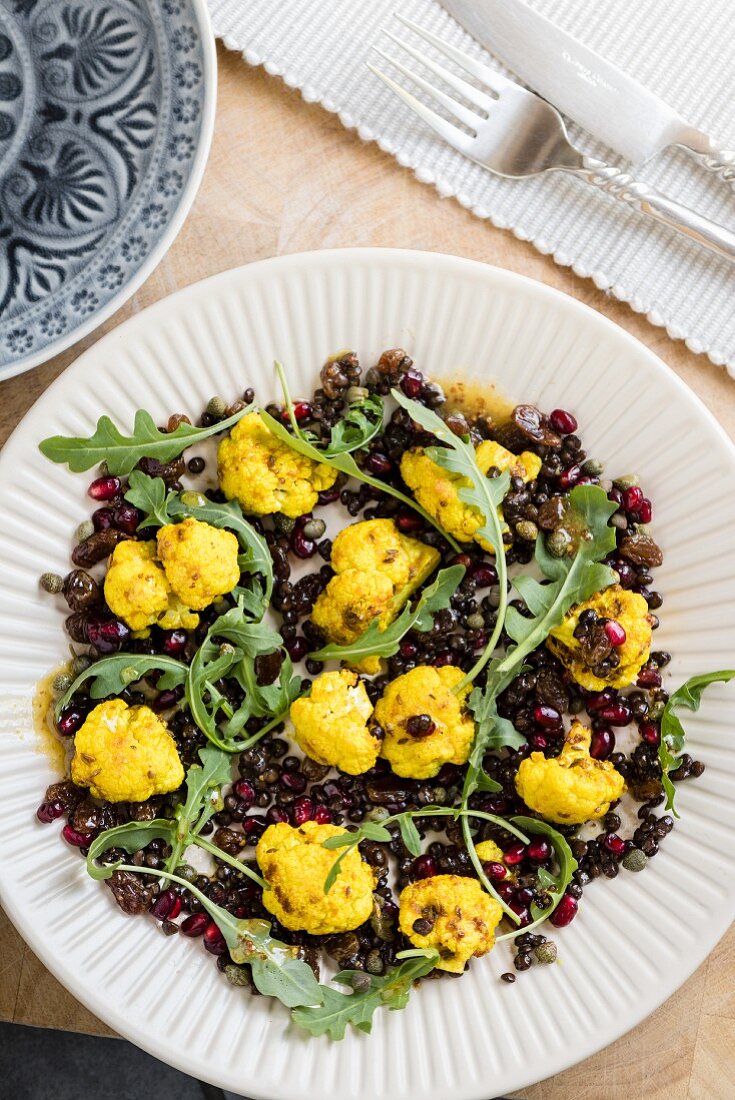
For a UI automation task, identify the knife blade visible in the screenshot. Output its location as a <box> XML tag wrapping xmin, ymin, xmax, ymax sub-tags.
<box><xmin>441</xmin><ymin>0</ymin><xmax>734</xmax><ymax>177</ymax></box>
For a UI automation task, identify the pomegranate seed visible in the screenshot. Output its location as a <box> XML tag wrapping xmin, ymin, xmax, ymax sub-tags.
<box><xmin>604</xmin><ymin>620</ymin><xmax>627</xmax><ymax>647</ymax></box>
<box><xmin>483</xmin><ymin>861</ymin><xmax>507</xmax><ymax>881</ymax></box>
<box><xmin>599</xmin><ymin>702</ymin><xmax>632</xmax><ymax>726</ymax></box>
<box><xmin>482</xmin><ymin>797</ymin><xmax>509</xmax><ymax>815</ymax></box>
<box><xmin>550</xmin><ymin>893</ymin><xmax>578</xmax><ymax>927</ymax></box>
<box><xmin>602</xmin><ymin>833</ymin><xmax>626</xmax><ymax>857</ymax></box>
<box><xmin>57</xmin><ymin>706</ymin><xmax>86</xmax><ymax>737</ymax></box>
<box><xmin>290</xmin><ymin>530</ymin><xmax>316</xmax><ymax>559</ymax></box>
<box><xmin>151</xmin><ymin>687</ymin><xmax>184</xmax><ymax>712</ymax></box>
<box><xmin>433</xmin><ymin>651</ymin><xmax>454</xmax><ymax>668</ymax></box>
<box><xmin>589</xmin><ymin>727</ymin><xmax>615</xmax><ymax>759</ymax></box>
<box><xmin>180</xmin><ymin>913</ymin><xmax>209</xmax><ymax>937</ymax></box>
<box><xmin>534</xmin><ymin>704</ymin><xmax>562</xmax><ymax>729</ymax></box>
<box><xmin>162</xmin><ymin>629</ymin><xmax>187</xmax><ymax>656</ymax></box>
<box><xmin>529</xmin><ymin>733</ymin><xmax>548</xmax><ymax>751</ymax></box>
<box><xmin>527</xmin><ymin>837</ymin><xmax>552</xmax><ymax>862</ymax></box>
<box><xmin>291</xmin><ymin>796</ymin><xmax>314</xmax><ymax>826</ymax></box>
<box><xmin>395</xmin><ymin>511</ymin><xmax>424</xmax><ymax>534</ymax></box>
<box><xmin>451</xmin><ymin>553</ymin><xmax>473</xmax><ymax>570</ymax></box>
<box><xmin>266</xmin><ymin>807</ymin><xmax>290</xmax><ymax>825</ymax></box>
<box><xmin>399</xmin><ymin>640</ymin><xmax>418</xmax><ymax>659</ymax></box>
<box><xmin>549</xmin><ymin>409</ymin><xmax>578</xmax><ymax>434</ymax></box>
<box><xmin>62</xmin><ymin>823</ymin><xmax>93</xmax><ymax>848</ymax></box>
<box><xmin>234</xmin><ymin>779</ymin><xmax>255</xmax><ymax>805</ymax></box>
<box><xmin>622</xmin><ymin>486</ymin><xmax>644</xmax><ymax>513</ymax></box>
<box><xmin>503</xmin><ymin>843</ymin><xmax>526</xmax><ymax>866</ymax></box>
<box><xmin>514</xmin><ymin>886</ymin><xmax>535</xmax><ymax>906</ymax></box>
<box><xmin>113</xmin><ymin>502</ymin><xmax>142</xmax><ymax>534</ymax></box>
<box><xmin>203</xmin><ymin>922</ymin><xmax>228</xmax><ymax>955</ymax></box>
<box><xmin>509</xmin><ymin>901</ymin><xmax>532</xmax><ymax>926</ymax></box>
<box><xmin>400</xmin><ymin>369</ymin><xmax>424</xmax><ymax>399</ymax></box>
<box><xmin>364</xmin><ymin>452</ymin><xmax>392</xmax><ymax>476</ymax></box>
<box><xmin>317</xmin><ymin>487</ymin><xmax>341</xmax><ymax>505</ymax></box>
<box><xmin>241</xmin><ymin>815</ymin><xmax>267</xmax><ymax>839</ymax></box>
<box><xmin>86</xmin><ymin>617</ymin><xmax>130</xmax><ymax>654</ymax></box>
<box><xmin>150</xmin><ymin>889</ymin><xmax>178</xmax><ymax>921</ymax></box>
<box><xmin>412</xmin><ymin>854</ymin><xmax>437</xmax><ymax>879</ymax></box>
<box><xmin>92</xmin><ymin>507</ymin><xmax>115</xmax><ymax>531</ymax></box>
<box><xmin>640</xmin><ymin>722</ymin><xmax>660</xmax><ymax>746</ymax></box>
<box><xmin>559</xmin><ymin>464</ymin><xmax>581</xmax><ymax>489</ymax></box>
<box><xmin>36</xmin><ymin>799</ymin><xmax>65</xmax><ymax>824</ymax></box>
<box><xmin>280</xmin><ymin>771</ymin><xmax>307</xmax><ymax>794</ymax></box>
<box><xmin>637</xmin><ymin>668</ymin><xmax>662</xmax><ymax>689</ymax></box>
<box><xmin>284</xmin><ymin>401</ymin><xmax>312</xmax><ymax>422</ymax></box>
<box><xmin>495</xmin><ymin>880</ymin><xmax>515</xmax><ymax>901</ymax></box>
<box><xmin>313</xmin><ymin>805</ymin><xmax>333</xmax><ymax>824</ymax></box>
<box><xmin>637</xmin><ymin>498</ymin><xmax>653</xmax><ymax>523</ymax></box>
<box><xmin>586</xmin><ymin>689</ymin><xmax>615</xmax><ymax>713</ymax></box>
<box><xmin>471</xmin><ymin>563</ymin><xmax>498</xmax><ymax>587</ymax></box>
<box><xmin>88</xmin><ymin>476</ymin><xmax>121</xmax><ymax>501</ymax></box>
<box><xmin>284</xmin><ymin>636</ymin><xmax>308</xmax><ymax>662</ymax></box>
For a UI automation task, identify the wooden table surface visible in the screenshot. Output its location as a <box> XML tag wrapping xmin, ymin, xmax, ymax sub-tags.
<box><xmin>1</xmin><ymin>43</ymin><xmax>734</xmax><ymax>1099</ymax></box>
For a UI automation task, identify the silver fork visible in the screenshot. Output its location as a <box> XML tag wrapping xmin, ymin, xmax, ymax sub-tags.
<box><xmin>369</xmin><ymin>16</ymin><xmax>735</xmax><ymax>264</ymax></box>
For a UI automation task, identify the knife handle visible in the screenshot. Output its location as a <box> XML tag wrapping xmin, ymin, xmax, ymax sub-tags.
<box><xmin>570</xmin><ymin>156</ymin><xmax>735</xmax><ymax>265</ymax></box>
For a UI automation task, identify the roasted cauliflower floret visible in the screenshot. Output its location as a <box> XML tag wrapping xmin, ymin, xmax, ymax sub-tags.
<box><xmin>515</xmin><ymin>720</ymin><xmax>625</xmax><ymax>824</ymax></box>
<box><xmin>401</xmin><ymin>440</ymin><xmax>541</xmax><ymax>552</ymax></box>
<box><xmin>104</xmin><ymin>540</ymin><xmax>199</xmax><ymax>632</ymax></box>
<box><xmin>70</xmin><ymin>699</ymin><xmax>184</xmax><ymax>803</ymax></box>
<box><xmin>156</xmin><ymin>517</ymin><xmax>240</xmax><ymax>610</ymax></box>
<box><xmin>311</xmin><ymin>519</ymin><xmax>440</xmax><ymax>646</ymax></box>
<box><xmin>399</xmin><ymin>875</ymin><xmax>503</xmax><ymax>973</ymax></box>
<box><xmin>256</xmin><ymin>822</ymin><xmax>375</xmax><ymax>934</ymax></box>
<box><xmin>374</xmin><ymin>664</ymin><xmax>475</xmax><ymax>779</ymax></box>
<box><xmin>290</xmin><ymin>669</ymin><xmax>380</xmax><ymax>775</ymax></box>
<box><xmin>474</xmin><ymin>839</ymin><xmax>505</xmax><ymax>864</ymax></box>
<box><xmin>217</xmin><ymin>411</ymin><xmax>337</xmax><ymax>518</ymax></box>
<box><xmin>547</xmin><ymin>584</ymin><xmax>653</xmax><ymax>690</ymax></box>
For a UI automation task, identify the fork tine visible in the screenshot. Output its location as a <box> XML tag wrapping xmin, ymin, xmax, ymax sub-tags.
<box><xmin>382</xmin><ymin>30</ymin><xmax>495</xmax><ymax>115</ymax></box>
<box><xmin>395</xmin><ymin>13</ymin><xmax>513</xmax><ymax>96</ymax></box>
<box><xmin>367</xmin><ymin>64</ymin><xmax>475</xmax><ymax>155</ymax></box>
<box><xmin>373</xmin><ymin>45</ymin><xmax>482</xmax><ymax>131</ymax></box>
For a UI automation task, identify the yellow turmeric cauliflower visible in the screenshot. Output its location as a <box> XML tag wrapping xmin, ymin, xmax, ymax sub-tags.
<box><xmin>399</xmin><ymin>875</ymin><xmax>502</xmax><ymax>973</ymax></box>
<box><xmin>156</xmin><ymin>518</ymin><xmax>240</xmax><ymax>611</ymax></box>
<box><xmin>515</xmin><ymin>720</ymin><xmax>625</xmax><ymax>824</ymax></box>
<box><xmin>290</xmin><ymin>669</ymin><xmax>380</xmax><ymax>775</ymax></box>
<box><xmin>401</xmin><ymin>440</ymin><xmax>541</xmax><ymax>552</ymax></box>
<box><xmin>70</xmin><ymin>699</ymin><xmax>184</xmax><ymax>803</ymax></box>
<box><xmin>311</xmin><ymin>519</ymin><xmax>440</xmax><ymax>646</ymax></box>
<box><xmin>374</xmin><ymin>664</ymin><xmax>475</xmax><ymax>779</ymax></box>
<box><xmin>217</xmin><ymin>411</ymin><xmax>337</xmax><ymax>518</ymax></box>
<box><xmin>104</xmin><ymin>540</ymin><xmax>199</xmax><ymax>632</ymax></box>
<box><xmin>475</xmin><ymin>839</ymin><xmax>505</xmax><ymax>864</ymax></box>
<box><xmin>256</xmin><ymin>821</ymin><xmax>375</xmax><ymax>934</ymax></box>
<box><xmin>547</xmin><ymin>584</ymin><xmax>653</xmax><ymax>690</ymax></box>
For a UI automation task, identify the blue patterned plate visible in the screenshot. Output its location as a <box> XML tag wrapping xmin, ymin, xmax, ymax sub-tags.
<box><xmin>0</xmin><ymin>0</ymin><xmax>215</xmax><ymax>378</ymax></box>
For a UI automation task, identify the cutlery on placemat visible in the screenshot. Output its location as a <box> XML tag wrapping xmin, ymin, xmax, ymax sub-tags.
<box><xmin>368</xmin><ymin>17</ymin><xmax>735</xmax><ymax>263</ymax></box>
<box><xmin>442</xmin><ymin>0</ymin><xmax>735</xmax><ymax>184</ymax></box>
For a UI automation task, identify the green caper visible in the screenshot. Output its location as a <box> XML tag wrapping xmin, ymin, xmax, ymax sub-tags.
<box><xmin>70</xmin><ymin>654</ymin><xmax>92</xmax><ymax>677</ymax></box>
<box><xmin>546</xmin><ymin>528</ymin><xmax>571</xmax><ymax>558</ymax></box>
<box><xmin>346</xmin><ymin>385</ymin><xmax>369</xmax><ymax>404</ymax></box>
<box><xmin>366</xmin><ymin>806</ymin><xmax>390</xmax><ymax>823</ymax></box>
<box><xmin>351</xmin><ymin>972</ymin><xmax>373</xmax><ymax>993</ymax></box>
<box><xmin>466</xmin><ymin>612</ymin><xmax>485</xmax><ymax>631</ymax></box>
<box><xmin>224</xmin><ymin>964</ymin><xmax>250</xmax><ymax>987</ymax></box>
<box><xmin>366</xmin><ymin>949</ymin><xmax>385</xmax><ymax>975</ymax></box>
<box><xmin>39</xmin><ymin>572</ymin><xmax>64</xmax><ymax>594</ymax></box>
<box><xmin>647</xmin><ymin>700</ymin><xmax>665</xmax><ymax>721</ymax></box>
<box><xmin>302</xmin><ymin>518</ymin><xmax>326</xmax><ymax>541</ymax></box>
<box><xmin>76</xmin><ymin>520</ymin><xmax>94</xmax><ymax>543</ymax></box>
<box><xmin>176</xmin><ymin>863</ymin><xmax>198</xmax><ymax>883</ymax></box>
<box><xmin>52</xmin><ymin>672</ymin><xmax>74</xmax><ymax>694</ymax></box>
<box><xmin>206</xmin><ymin>396</ymin><xmax>228</xmax><ymax>419</ymax></box>
<box><xmin>534</xmin><ymin>941</ymin><xmax>558</xmax><ymax>965</ymax></box>
<box><xmin>622</xmin><ymin>848</ymin><xmax>648</xmax><ymax>872</ymax></box>
<box><xmin>516</xmin><ymin>520</ymin><xmax>539</xmax><ymax>542</ymax></box>
<box><xmin>613</xmin><ymin>474</ymin><xmax>640</xmax><ymax>490</ymax></box>
<box><xmin>274</xmin><ymin>514</ymin><xmax>296</xmax><ymax>535</ymax></box>
<box><xmin>582</xmin><ymin>458</ymin><xmax>604</xmax><ymax>477</ymax></box>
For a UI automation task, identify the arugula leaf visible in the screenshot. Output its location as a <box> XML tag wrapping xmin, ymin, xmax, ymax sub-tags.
<box><xmin>495</xmin><ymin>816</ymin><xmax>577</xmax><ymax>938</ymax></box>
<box><xmin>659</xmin><ymin>670</ymin><xmax>735</xmax><ymax>815</ymax></box>
<box><xmin>55</xmin><ymin>653</ymin><xmax>187</xmax><ymax>721</ymax></box>
<box><xmin>86</xmin><ymin>820</ymin><xmax>176</xmax><ymax>880</ymax></box>
<box><xmin>39</xmin><ymin>406</ymin><xmax>252</xmax><ymax>475</ymax></box>
<box><xmin>124</xmin><ymin>474</ymin><xmax>274</xmax><ymax>607</ymax></box>
<box><xmin>263</xmin><ymin>364</ymin><xmax>462</xmax><ymax>552</ymax></box>
<box><xmin>292</xmin><ymin>950</ymin><xmax>438</xmax><ymax>1039</ymax></box>
<box><xmin>164</xmin><ymin>745</ymin><xmax>233</xmax><ymax>874</ymax></box>
<box><xmin>397</xmin><ymin>814</ymin><xmax>422</xmax><ymax>856</ymax></box>
<box><xmin>109</xmin><ymin>865</ymin><xmax>321</xmax><ymax>1009</ymax></box>
<box><xmin>222</xmin><ymin>652</ymin><xmax>302</xmax><ymax>738</ymax></box>
<box><xmin>308</xmin><ymin>565</ymin><xmax>465</xmax><ymax>662</ymax></box>
<box><xmin>324</xmin><ymin>393</ymin><xmax>384</xmax><ymax>456</ymax></box>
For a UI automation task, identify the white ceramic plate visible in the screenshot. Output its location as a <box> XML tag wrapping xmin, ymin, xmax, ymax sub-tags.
<box><xmin>1</xmin><ymin>249</ymin><xmax>734</xmax><ymax>1100</ymax></box>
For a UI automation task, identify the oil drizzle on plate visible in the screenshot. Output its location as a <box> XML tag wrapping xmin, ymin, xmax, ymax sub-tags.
<box><xmin>445</xmin><ymin>378</ymin><xmax>515</xmax><ymax>424</ymax></box>
<box><xmin>33</xmin><ymin>668</ymin><xmax>68</xmax><ymax>774</ymax></box>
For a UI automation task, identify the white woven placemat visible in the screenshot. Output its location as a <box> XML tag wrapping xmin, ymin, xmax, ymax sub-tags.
<box><xmin>207</xmin><ymin>0</ymin><xmax>735</xmax><ymax>372</ymax></box>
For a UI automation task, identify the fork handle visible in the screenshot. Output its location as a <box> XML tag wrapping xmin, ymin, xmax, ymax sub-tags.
<box><xmin>569</xmin><ymin>155</ymin><xmax>735</xmax><ymax>264</ymax></box>
<box><xmin>678</xmin><ymin>133</ymin><xmax>735</xmax><ymax>188</ymax></box>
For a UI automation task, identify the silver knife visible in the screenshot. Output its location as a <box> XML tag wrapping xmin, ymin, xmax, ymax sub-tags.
<box><xmin>442</xmin><ymin>0</ymin><xmax>735</xmax><ymax>184</ymax></box>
